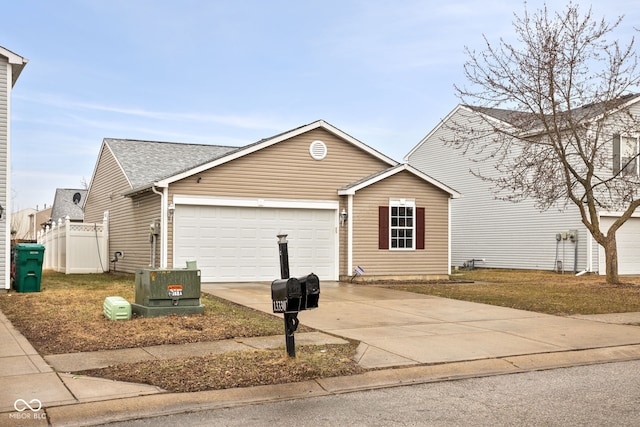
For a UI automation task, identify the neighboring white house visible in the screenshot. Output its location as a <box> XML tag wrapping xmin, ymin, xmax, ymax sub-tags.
<box><xmin>405</xmin><ymin>95</ymin><xmax>640</xmax><ymax>275</ymax></box>
<box><xmin>0</xmin><ymin>46</ymin><xmax>28</xmax><ymax>290</ymax></box>
<box><xmin>11</xmin><ymin>207</ymin><xmax>37</xmax><ymax>241</ymax></box>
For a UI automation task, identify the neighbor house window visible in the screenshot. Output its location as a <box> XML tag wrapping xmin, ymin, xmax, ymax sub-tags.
<box><xmin>378</xmin><ymin>200</ymin><xmax>425</xmax><ymax>250</ymax></box>
<box><xmin>613</xmin><ymin>134</ymin><xmax>640</xmax><ymax>175</ymax></box>
<box><xmin>622</xmin><ymin>136</ymin><xmax>639</xmax><ymax>174</ymax></box>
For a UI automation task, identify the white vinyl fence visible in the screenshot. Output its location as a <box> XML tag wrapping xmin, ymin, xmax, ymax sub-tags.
<box><xmin>38</xmin><ymin>216</ymin><xmax>109</xmax><ymax>274</ymax></box>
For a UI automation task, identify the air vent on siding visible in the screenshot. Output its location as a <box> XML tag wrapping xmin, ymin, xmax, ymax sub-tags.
<box><xmin>309</xmin><ymin>140</ymin><xmax>327</xmax><ymax>160</ymax></box>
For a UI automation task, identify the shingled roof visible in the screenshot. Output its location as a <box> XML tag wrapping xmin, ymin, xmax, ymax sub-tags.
<box><xmin>105</xmin><ymin>138</ymin><xmax>239</xmax><ymax>189</ymax></box>
<box><xmin>50</xmin><ymin>188</ymin><xmax>87</xmax><ymax>222</ymax></box>
<box><xmin>466</xmin><ymin>93</ymin><xmax>640</xmax><ymax>131</ymax></box>
<box><xmin>103</xmin><ymin>120</ymin><xmax>402</xmax><ymax>195</ymax></box>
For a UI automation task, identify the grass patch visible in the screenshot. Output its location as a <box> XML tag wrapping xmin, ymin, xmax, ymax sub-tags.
<box><xmin>78</xmin><ymin>343</ymin><xmax>364</xmax><ymax>393</ymax></box>
<box><xmin>4</xmin><ymin>268</ymin><xmax>640</xmax><ymax>392</ymax></box>
<box><xmin>0</xmin><ymin>271</ymin><xmax>363</xmax><ymax>392</ymax></box>
<box><xmin>386</xmin><ymin>269</ymin><xmax>640</xmax><ymax>316</ymax></box>
<box><xmin>0</xmin><ymin>272</ymin><xmax>289</xmax><ymax>355</ymax></box>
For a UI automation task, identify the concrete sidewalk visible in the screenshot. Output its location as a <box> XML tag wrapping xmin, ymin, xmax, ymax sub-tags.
<box><xmin>2</xmin><ymin>282</ymin><xmax>640</xmax><ymax>426</ymax></box>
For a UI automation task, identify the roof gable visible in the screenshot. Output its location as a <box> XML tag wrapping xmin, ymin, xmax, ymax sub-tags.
<box><xmin>154</xmin><ymin>120</ymin><xmax>398</xmax><ymax>187</ymax></box>
<box><xmin>338</xmin><ymin>164</ymin><xmax>460</xmax><ymax>198</ymax></box>
<box><xmin>404</xmin><ymin>104</ymin><xmax>467</xmax><ymax>161</ymax></box>
<box><xmin>95</xmin><ymin>120</ymin><xmax>399</xmax><ymax>195</ymax></box>
<box><xmin>0</xmin><ymin>45</ymin><xmax>28</xmax><ymax>86</ymax></box>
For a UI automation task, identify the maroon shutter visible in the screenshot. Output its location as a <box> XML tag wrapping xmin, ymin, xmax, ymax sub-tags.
<box><xmin>416</xmin><ymin>207</ymin><xmax>425</xmax><ymax>250</ymax></box>
<box><xmin>378</xmin><ymin>206</ymin><xmax>389</xmax><ymax>249</ymax></box>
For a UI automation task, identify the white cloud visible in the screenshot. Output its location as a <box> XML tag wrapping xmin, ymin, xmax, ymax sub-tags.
<box><xmin>14</xmin><ymin>92</ymin><xmax>287</xmax><ymax>131</ymax></box>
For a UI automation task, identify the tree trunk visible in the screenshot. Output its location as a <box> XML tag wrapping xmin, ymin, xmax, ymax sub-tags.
<box><xmin>603</xmin><ymin>234</ymin><xmax>620</xmax><ymax>285</ymax></box>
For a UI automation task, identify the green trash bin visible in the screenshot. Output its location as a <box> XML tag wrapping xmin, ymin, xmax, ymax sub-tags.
<box><xmin>13</xmin><ymin>243</ymin><xmax>45</xmax><ymax>292</ymax></box>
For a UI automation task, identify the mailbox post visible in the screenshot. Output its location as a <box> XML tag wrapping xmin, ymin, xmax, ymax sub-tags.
<box><xmin>276</xmin><ymin>234</ymin><xmax>297</xmax><ymax>357</ymax></box>
<box><xmin>271</xmin><ymin>234</ymin><xmax>320</xmax><ymax>358</ymax></box>
<box><xmin>277</xmin><ymin>234</ymin><xmax>290</xmax><ymax>279</ymax></box>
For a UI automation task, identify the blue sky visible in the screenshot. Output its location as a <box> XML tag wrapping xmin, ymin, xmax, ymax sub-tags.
<box><xmin>2</xmin><ymin>0</ymin><xmax>639</xmax><ymax>212</ymax></box>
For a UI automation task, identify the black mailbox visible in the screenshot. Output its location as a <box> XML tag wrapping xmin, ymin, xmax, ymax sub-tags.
<box><xmin>298</xmin><ymin>273</ymin><xmax>320</xmax><ymax>310</ymax></box>
<box><xmin>271</xmin><ymin>277</ymin><xmax>302</xmax><ymax>313</ymax></box>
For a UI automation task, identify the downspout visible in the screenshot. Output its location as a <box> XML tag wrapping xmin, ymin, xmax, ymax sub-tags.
<box><xmin>151</xmin><ymin>185</ymin><xmax>168</xmax><ymax>269</ymax></box>
<box><xmin>448</xmin><ymin>198</ymin><xmax>452</xmax><ymax>275</ymax></box>
<box><xmin>347</xmin><ymin>194</ymin><xmax>353</xmax><ymax>276</ymax></box>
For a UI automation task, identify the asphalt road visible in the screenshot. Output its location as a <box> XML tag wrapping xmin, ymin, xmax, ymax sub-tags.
<box><xmin>106</xmin><ymin>360</ymin><xmax>640</xmax><ymax>426</ymax></box>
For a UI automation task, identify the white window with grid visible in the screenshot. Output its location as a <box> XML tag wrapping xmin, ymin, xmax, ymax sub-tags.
<box><xmin>389</xmin><ymin>199</ymin><xmax>415</xmax><ymax>250</ymax></box>
<box><xmin>621</xmin><ymin>135</ymin><xmax>639</xmax><ymax>175</ymax></box>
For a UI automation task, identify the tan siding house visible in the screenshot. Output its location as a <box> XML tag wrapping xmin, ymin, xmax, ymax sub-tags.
<box><xmin>85</xmin><ymin>144</ymin><xmax>142</xmax><ymax>272</ymax></box>
<box><xmin>0</xmin><ymin>46</ymin><xmax>27</xmax><ymax>290</ymax></box>
<box><xmin>85</xmin><ymin>120</ymin><xmax>459</xmax><ymax>282</ymax></box>
<box><xmin>347</xmin><ymin>171</ymin><xmax>451</xmax><ymax>278</ymax></box>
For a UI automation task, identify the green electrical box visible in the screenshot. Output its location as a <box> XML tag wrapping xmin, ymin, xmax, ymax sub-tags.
<box><xmin>131</xmin><ymin>268</ymin><xmax>205</xmax><ymax>317</ymax></box>
<box><xmin>103</xmin><ymin>296</ymin><xmax>132</xmax><ymax>320</ymax></box>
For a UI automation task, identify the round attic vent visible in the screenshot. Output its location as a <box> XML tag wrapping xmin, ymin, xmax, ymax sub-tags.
<box><xmin>309</xmin><ymin>140</ymin><xmax>327</xmax><ymax>160</ymax></box>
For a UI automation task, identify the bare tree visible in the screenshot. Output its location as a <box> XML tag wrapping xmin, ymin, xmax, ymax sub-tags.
<box><xmin>11</xmin><ymin>210</ymin><xmax>32</xmax><ymax>241</ymax></box>
<box><xmin>451</xmin><ymin>2</ymin><xmax>640</xmax><ymax>284</ymax></box>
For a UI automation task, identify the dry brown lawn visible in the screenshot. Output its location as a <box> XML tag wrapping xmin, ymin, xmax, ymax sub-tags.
<box><xmin>386</xmin><ymin>269</ymin><xmax>640</xmax><ymax>316</ymax></box>
<box><xmin>0</xmin><ymin>272</ymin><xmax>287</xmax><ymax>354</ymax></box>
<box><xmin>1</xmin><ymin>268</ymin><xmax>639</xmax><ymax>392</ymax></box>
<box><xmin>0</xmin><ymin>271</ymin><xmax>364</xmax><ymax>392</ymax></box>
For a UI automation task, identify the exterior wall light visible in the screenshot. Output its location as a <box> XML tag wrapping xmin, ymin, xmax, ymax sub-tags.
<box><xmin>340</xmin><ymin>208</ymin><xmax>348</xmax><ymax>227</ymax></box>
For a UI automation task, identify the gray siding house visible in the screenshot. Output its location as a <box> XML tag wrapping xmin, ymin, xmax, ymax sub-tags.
<box><xmin>0</xmin><ymin>46</ymin><xmax>28</xmax><ymax>290</ymax></box>
<box><xmin>406</xmin><ymin>96</ymin><xmax>640</xmax><ymax>275</ymax></box>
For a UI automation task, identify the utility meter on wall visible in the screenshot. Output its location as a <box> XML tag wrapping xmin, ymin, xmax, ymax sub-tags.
<box><xmin>150</xmin><ymin>221</ymin><xmax>160</xmax><ymax>235</ymax></box>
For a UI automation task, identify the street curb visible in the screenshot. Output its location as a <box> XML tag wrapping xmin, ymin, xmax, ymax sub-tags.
<box><xmin>41</xmin><ymin>344</ymin><xmax>640</xmax><ymax>427</ymax></box>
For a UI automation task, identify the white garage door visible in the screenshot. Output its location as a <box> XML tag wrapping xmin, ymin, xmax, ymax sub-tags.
<box><xmin>599</xmin><ymin>216</ymin><xmax>640</xmax><ymax>275</ymax></box>
<box><xmin>174</xmin><ymin>205</ymin><xmax>337</xmax><ymax>282</ymax></box>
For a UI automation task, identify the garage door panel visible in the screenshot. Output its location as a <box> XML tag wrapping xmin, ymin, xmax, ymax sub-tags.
<box><xmin>239</xmin><ymin>228</ymin><xmax>258</xmax><ymax>239</ymax></box>
<box><xmin>599</xmin><ymin>217</ymin><xmax>640</xmax><ymax>275</ymax></box>
<box><xmin>316</xmin><ymin>228</ymin><xmax>332</xmax><ymax>239</ymax></box>
<box><xmin>174</xmin><ymin>205</ymin><xmax>336</xmax><ymax>282</ymax></box>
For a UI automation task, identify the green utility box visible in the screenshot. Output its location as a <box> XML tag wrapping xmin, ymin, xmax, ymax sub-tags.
<box><xmin>103</xmin><ymin>296</ymin><xmax>132</xmax><ymax>320</ymax></box>
<box><xmin>13</xmin><ymin>244</ymin><xmax>45</xmax><ymax>293</ymax></box>
<box><xmin>131</xmin><ymin>268</ymin><xmax>205</xmax><ymax>317</ymax></box>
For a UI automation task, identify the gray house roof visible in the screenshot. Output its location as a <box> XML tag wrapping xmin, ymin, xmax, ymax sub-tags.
<box><xmin>405</xmin><ymin>93</ymin><xmax>640</xmax><ymax>162</ymax></box>
<box><xmin>466</xmin><ymin>106</ymin><xmax>540</xmax><ymax>128</ymax></box>
<box><xmin>466</xmin><ymin>93</ymin><xmax>640</xmax><ymax>131</ymax></box>
<box><xmin>50</xmin><ymin>188</ymin><xmax>87</xmax><ymax>222</ymax></box>
<box><xmin>107</xmin><ymin>120</ymin><xmax>400</xmax><ymax>195</ymax></box>
<box><xmin>105</xmin><ymin>139</ymin><xmax>238</xmax><ymax>190</ymax></box>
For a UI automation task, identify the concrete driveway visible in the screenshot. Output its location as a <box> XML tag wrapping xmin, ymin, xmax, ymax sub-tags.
<box><xmin>201</xmin><ymin>281</ymin><xmax>640</xmax><ymax>368</ymax></box>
